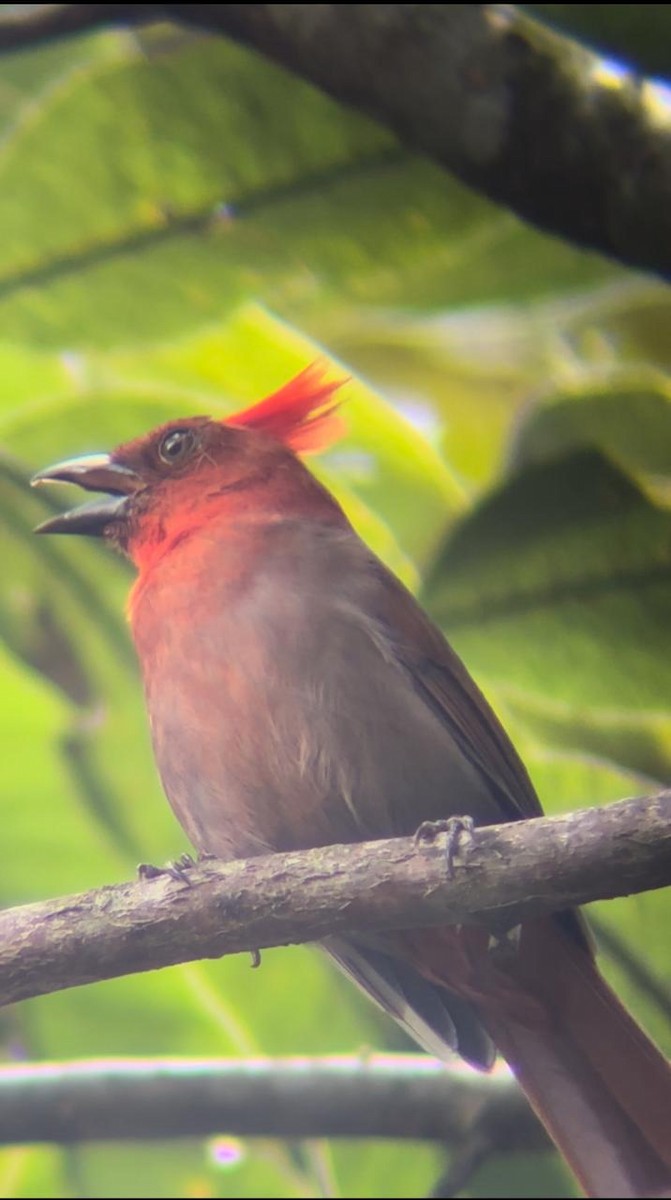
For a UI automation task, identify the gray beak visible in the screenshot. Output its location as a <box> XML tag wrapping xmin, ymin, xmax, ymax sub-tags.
<box><xmin>31</xmin><ymin>454</ymin><xmax>140</xmax><ymax>536</ymax></box>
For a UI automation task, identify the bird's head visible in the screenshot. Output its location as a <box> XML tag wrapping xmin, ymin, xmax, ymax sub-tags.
<box><xmin>32</xmin><ymin>364</ymin><xmax>347</xmax><ymax>570</ymax></box>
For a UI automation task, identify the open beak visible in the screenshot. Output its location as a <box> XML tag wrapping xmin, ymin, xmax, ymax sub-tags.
<box><xmin>31</xmin><ymin>454</ymin><xmax>141</xmax><ymax>536</ymax></box>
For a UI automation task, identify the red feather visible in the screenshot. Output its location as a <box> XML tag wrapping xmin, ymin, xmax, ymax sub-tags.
<box><xmin>226</xmin><ymin>362</ymin><xmax>346</xmax><ymax>454</ymax></box>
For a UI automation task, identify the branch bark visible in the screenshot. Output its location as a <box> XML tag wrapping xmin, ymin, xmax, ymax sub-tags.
<box><xmin>0</xmin><ymin>1054</ymin><xmax>547</xmax><ymax>1150</ymax></box>
<box><xmin>0</xmin><ymin>793</ymin><xmax>669</xmax><ymax>1010</ymax></box>
<box><xmin>0</xmin><ymin>5</ymin><xmax>669</xmax><ymax>277</ymax></box>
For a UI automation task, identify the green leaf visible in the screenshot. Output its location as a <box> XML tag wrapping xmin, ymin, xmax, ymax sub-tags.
<box><xmin>0</xmin><ymin>641</ymin><xmax>130</xmax><ymax>900</ymax></box>
<box><xmin>423</xmin><ymin>450</ymin><xmax>671</xmax><ymax>711</ymax></box>
<box><xmin>510</xmin><ymin>374</ymin><xmax>671</xmax><ymax>490</ymax></box>
<box><xmin>0</xmin><ymin>26</ymin><xmax>121</xmax><ymax>130</ymax></box>
<box><xmin>0</xmin><ymin>33</ymin><xmax>614</xmax><ymax>348</ymax></box>
<box><xmin>331</xmin><ymin>1141</ymin><xmax>445</xmax><ymax>1200</ymax></box>
<box><xmin>0</xmin><ymin>1146</ymin><xmax>68</xmax><ymax>1200</ymax></box>
<box><xmin>472</xmin><ymin>1148</ymin><xmax>575</xmax><ymax>1198</ymax></box>
<box><xmin>503</xmin><ymin>689</ymin><xmax>671</xmax><ymax>784</ymax></box>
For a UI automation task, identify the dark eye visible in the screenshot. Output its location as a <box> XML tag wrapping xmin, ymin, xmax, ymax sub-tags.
<box><xmin>158</xmin><ymin>428</ymin><xmax>197</xmax><ymax>467</ymax></box>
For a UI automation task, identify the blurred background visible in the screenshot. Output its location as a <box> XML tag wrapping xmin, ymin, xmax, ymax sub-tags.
<box><xmin>0</xmin><ymin>4</ymin><xmax>670</xmax><ymax>1197</ymax></box>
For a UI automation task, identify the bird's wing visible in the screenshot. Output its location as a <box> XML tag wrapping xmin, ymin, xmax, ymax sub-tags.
<box><xmin>371</xmin><ymin>559</ymin><xmax>543</xmax><ymax>823</ymax></box>
<box><xmin>323</xmin><ymin>934</ymin><xmax>495</xmax><ymax>1068</ymax></box>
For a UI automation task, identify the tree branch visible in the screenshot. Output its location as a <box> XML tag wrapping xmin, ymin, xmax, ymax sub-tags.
<box><xmin>0</xmin><ymin>1054</ymin><xmax>548</xmax><ymax>1150</ymax></box>
<box><xmin>178</xmin><ymin>4</ymin><xmax>671</xmax><ymax>277</ymax></box>
<box><xmin>0</xmin><ymin>5</ymin><xmax>669</xmax><ymax>277</ymax></box>
<box><xmin>0</xmin><ymin>793</ymin><xmax>669</xmax><ymax>1009</ymax></box>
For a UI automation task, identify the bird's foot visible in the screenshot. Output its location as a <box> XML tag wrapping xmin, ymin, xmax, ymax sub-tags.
<box><xmin>137</xmin><ymin>852</ymin><xmax>198</xmax><ymax>886</ymax></box>
<box><xmin>414</xmin><ymin>815</ymin><xmax>475</xmax><ymax>879</ymax></box>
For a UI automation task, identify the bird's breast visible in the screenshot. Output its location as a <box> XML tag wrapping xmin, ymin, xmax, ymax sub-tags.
<box><xmin>130</xmin><ymin>520</ymin><xmax>499</xmax><ymax>862</ymax></box>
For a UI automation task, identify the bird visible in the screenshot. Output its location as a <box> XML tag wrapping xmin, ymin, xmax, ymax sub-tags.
<box><xmin>33</xmin><ymin>363</ymin><xmax>671</xmax><ymax>1197</ymax></box>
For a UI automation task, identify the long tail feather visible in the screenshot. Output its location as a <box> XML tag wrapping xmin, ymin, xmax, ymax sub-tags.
<box><xmin>477</xmin><ymin>922</ymin><xmax>671</xmax><ymax>1198</ymax></box>
<box><xmin>401</xmin><ymin>917</ymin><xmax>671</xmax><ymax>1196</ymax></box>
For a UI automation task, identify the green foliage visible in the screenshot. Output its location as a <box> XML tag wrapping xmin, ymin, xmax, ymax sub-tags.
<box><xmin>0</xmin><ymin>16</ymin><xmax>669</xmax><ymax>1200</ymax></box>
<box><xmin>425</xmin><ymin>450</ymin><xmax>671</xmax><ymax>711</ymax></box>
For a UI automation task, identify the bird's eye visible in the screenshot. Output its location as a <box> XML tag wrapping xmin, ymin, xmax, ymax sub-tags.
<box><xmin>158</xmin><ymin>428</ymin><xmax>197</xmax><ymax>467</ymax></box>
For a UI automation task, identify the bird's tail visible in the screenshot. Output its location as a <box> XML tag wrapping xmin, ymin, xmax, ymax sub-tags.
<box><xmin>473</xmin><ymin>920</ymin><xmax>671</xmax><ymax>1198</ymax></box>
<box><xmin>333</xmin><ymin>915</ymin><xmax>671</xmax><ymax>1195</ymax></box>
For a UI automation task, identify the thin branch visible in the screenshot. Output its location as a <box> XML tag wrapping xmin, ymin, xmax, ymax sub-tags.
<box><xmin>0</xmin><ymin>1054</ymin><xmax>548</xmax><ymax>1150</ymax></box>
<box><xmin>0</xmin><ymin>793</ymin><xmax>669</xmax><ymax>1009</ymax></box>
<box><xmin>0</xmin><ymin>5</ymin><xmax>669</xmax><ymax>277</ymax></box>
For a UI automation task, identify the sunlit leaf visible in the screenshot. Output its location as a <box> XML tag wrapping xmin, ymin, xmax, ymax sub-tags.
<box><xmin>0</xmin><ymin>33</ymin><xmax>614</xmax><ymax>349</ymax></box>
